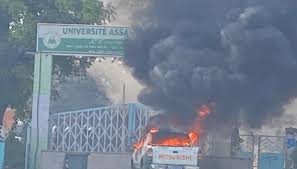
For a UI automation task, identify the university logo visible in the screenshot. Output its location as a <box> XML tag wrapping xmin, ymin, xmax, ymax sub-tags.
<box><xmin>43</xmin><ymin>31</ymin><xmax>61</xmax><ymax>49</ymax></box>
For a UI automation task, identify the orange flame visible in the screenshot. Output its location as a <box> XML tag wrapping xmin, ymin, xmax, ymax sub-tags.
<box><xmin>156</xmin><ymin>136</ymin><xmax>191</xmax><ymax>147</ymax></box>
<box><xmin>191</xmin><ymin>104</ymin><xmax>211</xmax><ymax>143</ymax></box>
<box><xmin>150</xmin><ymin>128</ymin><xmax>159</xmax><ymax>133</ymax></box>
<box><xmin>133</xmin><ymin>105</ymin><xmax>211</xmax><ymax>150</ymax></box>
<box><xmin>188</xmin><ymin>131</ymin><xmax>199</xmax><ymax>145</ymax></box>
<box><xmin>133</xmin><ymin>139</ymin><xmax>144</xmax><ymax>150</ymax></box>
<box><xmin>133</xmin><ymin>130</ymin><xmax>198</xmax><ymax>149</ymax></box>
<box><xmin>198</xmin><ymin>105</ymin><xmax>210</xmax><ymax>119</ymax></box>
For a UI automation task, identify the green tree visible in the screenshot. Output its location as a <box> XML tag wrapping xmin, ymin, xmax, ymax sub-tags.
<box><xmin>0</xmin><ymin>0</ymin><xmax>116</xmax><ymax>117</ymax></box>
<box><xmin>0</xmin><ymin>8</ymin><xmax>33</xmax><ymax>119</ymax></box>
<box><xmin>0</xmin><ymin>1</ymin><xmax>116</xmax><ymax>168</ymax></box>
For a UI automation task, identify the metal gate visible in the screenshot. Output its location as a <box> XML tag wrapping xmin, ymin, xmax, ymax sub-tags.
<box><xmin>238</xmin><ymin>135</ymin><xmax>255</xmax><ymax>159</ymax></box>
<box><xmin>48</xmin><ymin>104</ymin><xmax>151</xmax><ymax>153</ymax></box>
<box><xmin>258</xmin><ymin>136</ymin><xmax>285</xmax><ymax>169</ymax></box>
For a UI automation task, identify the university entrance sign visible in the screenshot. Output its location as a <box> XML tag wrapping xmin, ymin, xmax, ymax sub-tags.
<box><xmin>37</xmin><ymin>23</ymin><xmax>128</xmax><ymax>56</ymax></box>
<box><xmin>30</xmin><ymin>23</ymin><xmax>129</xmax><ymax>169</ymax></box>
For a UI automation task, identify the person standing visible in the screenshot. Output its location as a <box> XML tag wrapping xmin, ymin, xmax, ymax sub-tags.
<box><xmin>0</xmin><ymin>105</ymin><xmax>16</xmax><ymax>139</ymax></box>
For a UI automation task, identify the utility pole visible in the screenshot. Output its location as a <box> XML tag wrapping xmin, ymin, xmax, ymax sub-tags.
<box><xmin>122</xmin><ymin>83</ymin><xmax>126</xmax><ymax>105</ymax></box>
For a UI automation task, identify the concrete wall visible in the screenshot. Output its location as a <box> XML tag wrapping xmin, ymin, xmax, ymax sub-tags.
<box><xmin>88</xmin><ymin>153</ymin><xmax>132</xmax><ymax>169</ymax></box>
<box><xmin>39</xmin><ymin>151</ymin><xmax>65</xmax><ymax>169</ymax></box>
<box><xmin>39</xmin><ymin>152</ymin><xmax>132</xmax><ymax>169</ymax></box>
<box><xmin>200</xmin><ymin>156</ymin><xmax>253</xmax><ymax>169</ymax></box>
<box><xmin>39</xmin><ymin>152</ymin><xmax>252</xmax><ymax>169</ymax></box>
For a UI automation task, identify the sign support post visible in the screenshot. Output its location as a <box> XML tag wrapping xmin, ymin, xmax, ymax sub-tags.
<box><xmin>29</xmin><ymin>53</ymin><xmax>53</xmax><ymax>169</ymax></box>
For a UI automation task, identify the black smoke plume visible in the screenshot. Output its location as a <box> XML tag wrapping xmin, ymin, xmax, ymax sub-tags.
<box><xmin>124</xmin><ymin>0</ymin><xmax>297</xmax><ymax>128</ymax></box>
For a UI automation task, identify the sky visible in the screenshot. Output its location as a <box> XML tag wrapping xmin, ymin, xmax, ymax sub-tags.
<box><xmin>88</xmin><ymin>0</ymin><xmax>143</xmax><ymax>104</ymax></box>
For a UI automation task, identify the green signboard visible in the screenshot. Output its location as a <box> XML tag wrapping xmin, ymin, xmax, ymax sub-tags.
<box><xmin>36</xmin><ymin>23</ymin><xmax>128</xmax><ymax>56</ymax></box>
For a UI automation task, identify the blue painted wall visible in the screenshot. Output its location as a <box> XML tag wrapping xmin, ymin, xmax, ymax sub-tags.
<box><xmin>0</xmin><ymin>142</ymin><xmax>5</xmax><ymax>169</ymax></box>
<box><xmin>258</xmin><ymin>153</ymin><xmax>284</xmax><ymax>169</ymax></box>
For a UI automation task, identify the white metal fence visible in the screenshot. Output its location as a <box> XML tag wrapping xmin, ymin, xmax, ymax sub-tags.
<box><xmin>48</xmin><ymin>104</ymin><xmax>151</xmax><ymax>153</ymax></box>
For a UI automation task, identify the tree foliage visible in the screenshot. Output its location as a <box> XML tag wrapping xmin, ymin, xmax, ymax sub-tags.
<box><xmin>0</xmin><ymin>0</ymin><xmax>116</xmax><ymax>116</ymax></box>
<box><xmin>0</xmin><ymin>1</ymin><xmax>116</xmax><ymax>168</ymax></box>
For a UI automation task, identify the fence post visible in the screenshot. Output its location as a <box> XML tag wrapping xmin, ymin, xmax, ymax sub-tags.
<box><xmin>127</xmin><ymin>104</ymin><xmax>136</xmax><ymax>147</ymax></box>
